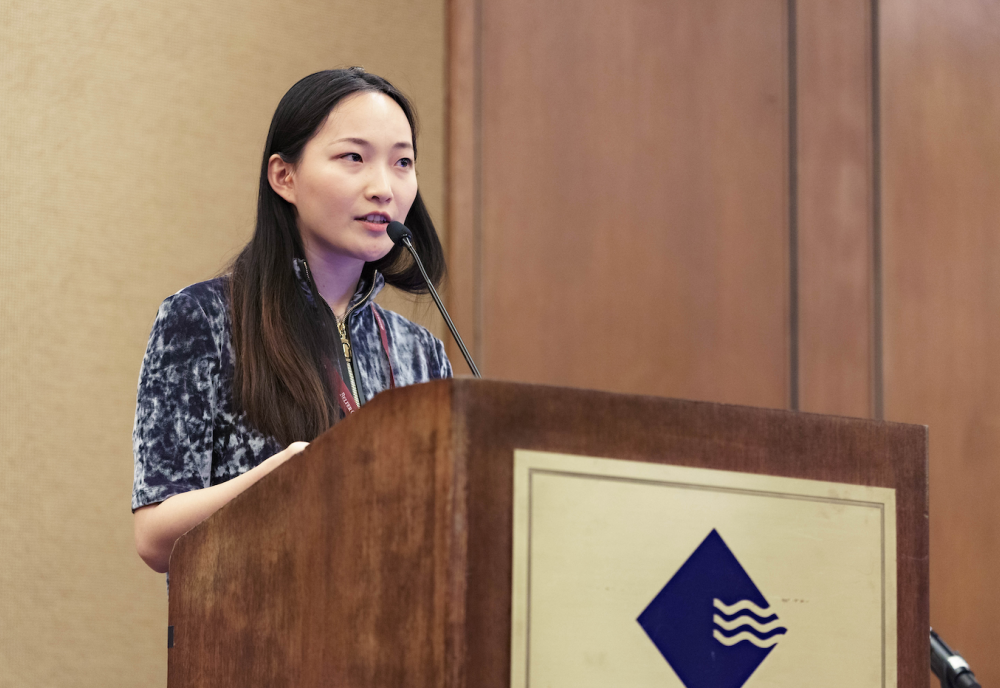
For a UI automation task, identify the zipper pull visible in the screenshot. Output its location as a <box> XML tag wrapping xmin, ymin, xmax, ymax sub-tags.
<box><xmin>337</xmin><ymin>320</ymin><xmax>352</xmax><ymax>361</ymax></box>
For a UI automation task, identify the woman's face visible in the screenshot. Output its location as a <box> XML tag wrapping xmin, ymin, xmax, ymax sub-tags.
<box><xmin>273</xmin><ymin>91</ymin><xmax>418</xmax><ymax>267</ymax></box>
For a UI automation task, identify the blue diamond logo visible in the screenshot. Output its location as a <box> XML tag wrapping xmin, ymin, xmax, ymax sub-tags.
<box><xmin>637</xmin><ymin>529</ymin><xmax>787</xmax><ymax>688</ymax></box>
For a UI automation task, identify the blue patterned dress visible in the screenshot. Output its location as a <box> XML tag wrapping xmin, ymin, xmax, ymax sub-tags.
<box><xmin>131</xmin><ymin>268</ymin><xmax>451</xmax><ymax>511</ymax></box>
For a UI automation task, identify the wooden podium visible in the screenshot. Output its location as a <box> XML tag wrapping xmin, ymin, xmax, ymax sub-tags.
<box><xmin>167</xmin><ymin>379</ymin><xmax>928</xmax><ymax>687</ymax></box>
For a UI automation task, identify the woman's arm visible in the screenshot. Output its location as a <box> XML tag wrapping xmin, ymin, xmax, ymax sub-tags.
<box><xmin>133</xmin><ymin>441</ymin><xmax>309</xmax><ymax>573</ymax></box>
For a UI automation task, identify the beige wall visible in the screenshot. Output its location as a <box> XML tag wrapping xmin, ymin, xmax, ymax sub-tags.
<box><xmin>0</xmin><ymin>1</ymin><xmax>445</xmax><ymax>685</ymax></box>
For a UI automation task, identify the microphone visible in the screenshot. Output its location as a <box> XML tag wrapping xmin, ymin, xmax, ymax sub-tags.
<box><xmin>931</xmin><ymin>628</ymin><xmax>981</xmax><ymax>688</ymax></box>
<box><xmin>387</xmin><ymin>221</ymin><xmax>481</xmax><ymax>378</ymax></box>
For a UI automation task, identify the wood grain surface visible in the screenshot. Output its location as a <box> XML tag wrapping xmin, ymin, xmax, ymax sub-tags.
<box><xmin>881</xmin><ymin>0</ymin><xmax>1000</xmax><ymax>681</ymax></box>
<box><xmin>167</xmin><ymin>379</ymin><xmax>927</xmax><ymax>687</ymax></box>
<box><xmin>797</xmin><ymin>0</ymin><xmax>877</xmax><ymax>418</ymax></box>
<box><xmin>443</xmin><ymin>0</ymin><xmax>997</xmax><ymax>682</ymax></box>
<box><xmin>451</xmin><ymin>0</ymin><xmax>792</xmax><ymax>408</ymax></box>
<box><xmin>446</xmin><ymin>0</ymin><xmax>480</xmax><ymax>368</ymax></box>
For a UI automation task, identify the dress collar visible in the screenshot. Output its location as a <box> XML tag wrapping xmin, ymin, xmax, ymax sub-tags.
<box><xmin>292</xmin><ymin>258</ymin><xmax>385</xmax><ymax>315</ymax></box>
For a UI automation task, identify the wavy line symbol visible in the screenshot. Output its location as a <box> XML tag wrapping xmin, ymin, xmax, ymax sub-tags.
<box><xmin>713</xmin><ymin>599</ymin><xmax>774</xmax><ymax>618</ymax></box>
<box><xmin>713</xmin><ymin>629</ymin><xmax>782</xmax><ymax>648</ymax></box>
<box><xmin>714</xmin><ymin>613</ymin><xmax>784</xmax><ymax>634</ymax></box>
<box><xmin>712</xmin><ymin>598</ymin><xmax>787</xmax><ymax>648</ymax></box>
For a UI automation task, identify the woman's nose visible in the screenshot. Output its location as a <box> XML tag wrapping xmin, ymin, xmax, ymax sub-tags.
<box><xmin>366</xmin><ymin>165</ymin><xmax>393</xmax><ymax>202</ymax></box>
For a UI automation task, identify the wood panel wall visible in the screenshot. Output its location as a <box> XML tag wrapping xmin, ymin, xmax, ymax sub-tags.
<box><xmin>881</xmin><ymin>0</ymin><xmax>1000</xmax><ymax>682</ymax></box>
<box><xmin>449</xmin><ymin>0</ymin><xmax>881</xmax><ymax>414</ymax></box>
<box><xmin>451</xmin><ymin>0</ymin><xmax>792</xmax><ymax>409</ymax></box>
<box><xmin>448</xmin><ymin>0</ymin><xmax>998</xmax><ymax>682</ymax></box>
<box><xmin>797</xmin><ymin>0</ymin><xmax>879</xmax><ymax>419</ymax></box>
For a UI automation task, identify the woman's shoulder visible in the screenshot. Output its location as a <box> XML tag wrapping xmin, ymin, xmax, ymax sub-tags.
<box><xmin>145</xmin><ymin>276</ymin><xmax>231</xmax><ymax>355</ymax></box>
<box><xmin>371</xmin><ymin>304</ymin><xmax>441</xmax><ymax>343</ymax></box>
<box><xmin>369</xmin><ymin>304</ymin><xmax>452</xmax><ymax>380</ymax></box>
<box><xmin>154</xmin><ymin>276</ymin><xmax>230</xmax><ymax>328</ymax></box>
<box><xmin>165</xmin><ymin>275</ymin><xmax>230</xmax><ymax>315</ymax></box>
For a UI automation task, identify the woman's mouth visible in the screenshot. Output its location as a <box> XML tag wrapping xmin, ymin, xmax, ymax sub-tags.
<box><xmin>356</xmin><ymin>213</ymin><xmax>390</xmax><ymax>229</ymax></box>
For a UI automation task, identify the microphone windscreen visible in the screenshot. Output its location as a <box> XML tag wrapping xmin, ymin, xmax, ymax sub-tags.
<box><xmin>386</xmin><ymin>221</ymin><xmax>412</xmax><ymax>246</ymax></box>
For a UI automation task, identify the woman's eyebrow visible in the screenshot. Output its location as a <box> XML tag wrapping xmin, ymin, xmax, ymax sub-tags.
<box><xmin>330</xmin><ymin>137</ymin><xmax>413</xmax><ymax>150</ymax></box>
<box><xmin>330</xmin><ymin>137</ymin><xmax>371</xmax><ymax>147</ymax></box>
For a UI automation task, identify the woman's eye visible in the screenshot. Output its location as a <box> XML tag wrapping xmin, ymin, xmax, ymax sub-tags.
<box><xmin>342</xmin><ymin>153</ymin><xmax>363</xmax><ymax>163</ymax></box>
<box><xmin>398</xmin><ymin>157</ymin><xmax>414</xmax><ymax>168</ymax></box>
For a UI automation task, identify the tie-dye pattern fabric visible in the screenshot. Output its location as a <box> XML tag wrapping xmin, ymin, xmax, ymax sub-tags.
<box><xmin>131</xmin><ymin>270</ymin><xmax>451</xmax><ymax>512</ymax></box>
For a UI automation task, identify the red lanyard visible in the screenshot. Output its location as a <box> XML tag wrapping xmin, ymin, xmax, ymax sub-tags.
<box><xmin>328</xmin><ymin>304</ymin><xmax>395</xmax><ymax>417</ymax></box>
<box><xmin>369</xmin><ymin>305</ymin><xmax>396</xmax><ymax>389</ymax></box>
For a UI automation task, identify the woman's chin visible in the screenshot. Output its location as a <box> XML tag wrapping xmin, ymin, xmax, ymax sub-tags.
<box><xmin>344</xmin><ymin>239</ymin><xmax>395</xmax><ymax>266</ymax></box>
<box><xmin>359</xmin><ymin>240</ymin><xmax>395</xmax><ymax>264</ymax></box>
<box><xmin>307</xmin><ymin>235</ymin><xmax>395</xmax><ymax>266</ymax></box>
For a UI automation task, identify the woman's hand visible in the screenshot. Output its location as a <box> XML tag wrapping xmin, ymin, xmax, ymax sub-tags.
<box><xmin>270</xmin><ymin>441</ymin><xmax>310</xmax><ymax>469</ymax></box>
<box><xmin>133</xmin><ymin>441</ymin><xmax>310</xmax><ymax>573</ymax></box>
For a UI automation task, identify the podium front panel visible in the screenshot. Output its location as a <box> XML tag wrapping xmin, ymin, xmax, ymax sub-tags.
<box><xmin>510</xmin><ymin>450</ymin><xmax>897</xmax><ymax>688</ymax></box>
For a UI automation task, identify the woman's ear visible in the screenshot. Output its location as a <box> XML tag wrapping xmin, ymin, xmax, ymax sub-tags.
<box><xmin>268</xmin><ymin>154</ymin><xmax>296</xmax><ymax>204</ymax></box>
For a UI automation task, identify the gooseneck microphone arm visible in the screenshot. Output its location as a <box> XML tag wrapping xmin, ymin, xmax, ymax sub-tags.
<box><xmin>931</xmin><ymin>628</ymin><xmax>981</xmax><ymax>688</ymax></box>
<box><xmin>386</xmin><ymin>222</ymin><xmax>481</xmax><ymax>378</ymax></box>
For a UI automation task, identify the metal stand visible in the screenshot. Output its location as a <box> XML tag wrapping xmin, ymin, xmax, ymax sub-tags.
<box><xmin>931</xmin><ymin>628</ymin><xmax>982</xmax><ymax>688</ymax></box>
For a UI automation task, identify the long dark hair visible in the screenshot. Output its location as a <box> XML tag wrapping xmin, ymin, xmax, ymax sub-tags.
<box><xmin>229</xmin><ymin>67</ymin><xmax>446</xmax><ymax>444</ymax></box>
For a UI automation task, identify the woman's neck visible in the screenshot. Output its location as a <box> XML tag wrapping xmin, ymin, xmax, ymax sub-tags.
<box><xmin>303</xmin><ymin>248</ymin><xmax>366</xmax><ymax>320</ymax></box>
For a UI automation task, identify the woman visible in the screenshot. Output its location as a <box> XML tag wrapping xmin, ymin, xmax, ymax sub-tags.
<box><xmin>132</xmin><ymin>68</ymin><xmax>451</xmax><ymax>573</ymax></box>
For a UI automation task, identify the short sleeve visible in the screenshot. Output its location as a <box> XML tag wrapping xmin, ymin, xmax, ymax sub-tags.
<box><xmin>132</xmin><ymin>292</ymin><xmax>219</xmax><ymax>511</ymax></box>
